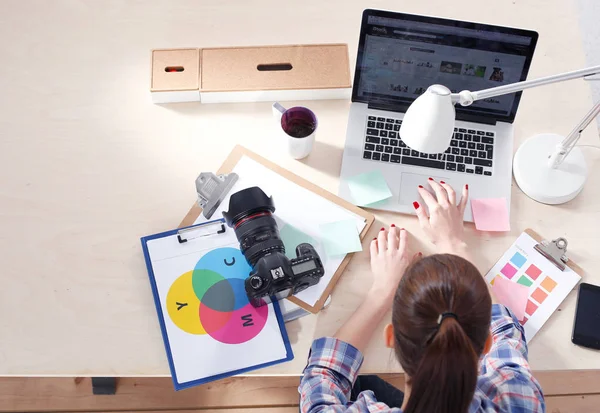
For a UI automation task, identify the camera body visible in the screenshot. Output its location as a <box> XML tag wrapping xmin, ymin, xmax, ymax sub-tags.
<box><xmin>222</xmin><ymin>187</ymin><xmax>325</xmax><ymax>306</ymax></box>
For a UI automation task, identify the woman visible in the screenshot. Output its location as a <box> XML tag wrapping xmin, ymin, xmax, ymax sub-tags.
<box><xmin>299</xmin><ymin>180</ymin><xmax>545</xmax><ymax>413</ymax></box>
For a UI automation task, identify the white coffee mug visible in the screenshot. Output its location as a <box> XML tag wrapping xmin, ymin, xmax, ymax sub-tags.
<box><xmin>272</xmin><ymin>102</ymin><xmax>317</xmax><ymax>159</ymax></box>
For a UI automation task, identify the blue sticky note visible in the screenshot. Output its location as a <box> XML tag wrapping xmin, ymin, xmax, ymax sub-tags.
<box><xmin>319</xmin><ymin>219</ymin><xmax>363</xmax><ymax>257</ymax></box>
<box><xmin>510</xmin><ymin>252</ymin><xmax>527</xmax><ymax>268</ymax></box>
<box><xmin>279</xmin><ymin>224</ymin><xmax>317</xmax><ymax>260</ymax></box>
<box><xmin>346</xmin><ymin>170</ymin><xmax>392</xmax><ymax>206</ymax></box>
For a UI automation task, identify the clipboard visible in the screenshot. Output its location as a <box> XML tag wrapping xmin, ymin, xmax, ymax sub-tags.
<box><xmin>179</xmin><ymin>145</ymin><xmax>375</xmax><ymax>313</ymax></box>
<box><xmin>484</xmin><ymin>228</ymin><xmax>584</xmax><ymax>342</ymax></box>
<box><xmin>141</xmin><ymin>218</ymin><xmax>293</xmax><ymax>390</ymax></box>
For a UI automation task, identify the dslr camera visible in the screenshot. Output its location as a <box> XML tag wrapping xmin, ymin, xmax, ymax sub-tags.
<box><xmin>222</xmin><ymin>187</ymin><xmax>325</xmax><ymax>306</ymax></box>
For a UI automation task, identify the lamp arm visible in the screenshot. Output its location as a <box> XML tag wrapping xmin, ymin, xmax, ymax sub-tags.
<box><xmin>548</xmin><ymin>100</ymin><xmax>600</xmax><ymax>168</ymax></box>
<box><xmin>450</xmin><ymin>65</ymin><xmax>600</xmax><ymax>106</ymax></box>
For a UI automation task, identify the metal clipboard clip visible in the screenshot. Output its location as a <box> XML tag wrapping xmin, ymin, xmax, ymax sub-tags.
<box><xmin>177</xmin><ymin>219</ymin><xmax>227</xmax><ymax>244</ymax></box>
<box><xmin>534</xmin><ymin>237</ymin><xmax>569</xmax><ymax>271</ymax></box>
<box><xmin>195</xmin><ymin>172</ymin><xmax>238</xmax><ymax>219</ymax></box>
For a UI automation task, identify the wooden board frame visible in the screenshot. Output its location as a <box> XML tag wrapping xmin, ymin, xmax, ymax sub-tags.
<box><xmin>179</xmin><ymin>145</ymin><xmax>375</xmax><ymax>313</ymax></box>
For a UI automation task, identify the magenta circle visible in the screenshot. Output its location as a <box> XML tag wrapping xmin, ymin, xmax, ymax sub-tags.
<box><xmin>205</xmin><ymin>302</ymin><xmax>269</xmax><ymax>344</ymax></box>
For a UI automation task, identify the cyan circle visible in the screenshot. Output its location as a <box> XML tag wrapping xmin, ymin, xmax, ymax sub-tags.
<box><xmin>194</xmin><ymin>247</ymin><xmax>251</xmax><ymax>281</ymax></box>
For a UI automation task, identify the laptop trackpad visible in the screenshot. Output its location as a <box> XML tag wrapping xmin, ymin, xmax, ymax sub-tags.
<box><xmin>399</xmin><ymin>172</ymin><xmax>452</xmax><ymax>205</ymax></box>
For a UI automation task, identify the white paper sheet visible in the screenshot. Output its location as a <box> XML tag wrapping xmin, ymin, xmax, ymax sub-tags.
<box><xmin>195</xmin><ymin>155</ymin><xmax>367</xmax><ymax>308</ymax></box>
<box><xmin>484</xmin><ymin>232</ymin><xmax>581</xmax><ymax>342</ymax></box>
<box><xmin>147</xmin><ymin>231</ymin><xmax>288</xmax><ymax>386</ymax></box>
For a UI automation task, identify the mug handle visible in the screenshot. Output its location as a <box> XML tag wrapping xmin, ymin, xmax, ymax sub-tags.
<box><xmin>272</xmin><ymin>102</ymin><xmax>286</xmax><ymax>121</ymax></box>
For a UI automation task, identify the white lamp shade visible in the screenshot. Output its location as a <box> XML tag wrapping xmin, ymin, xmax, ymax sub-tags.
<box><xmin>400</xmin><ymin>85</ymin><xmax>456</xmax><ymax>154</ymax></box>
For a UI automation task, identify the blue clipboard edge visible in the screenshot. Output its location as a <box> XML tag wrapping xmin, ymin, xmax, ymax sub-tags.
<box><xmin>140</xmin><ymin>219</ymin><xmax>294</xmax><ymax>391</ymax></box>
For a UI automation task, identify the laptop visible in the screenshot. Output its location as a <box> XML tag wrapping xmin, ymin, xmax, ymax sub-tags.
<box><xmin>339</xmin><ymin>9</ymin><xmax>538</xmax><ymax>221</ymax></box>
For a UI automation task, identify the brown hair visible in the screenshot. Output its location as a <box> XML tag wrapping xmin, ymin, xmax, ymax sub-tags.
<box><xmin>392</xmin><ymin>254</ymin><xmax>492</xmax><ymax>413</ymax></box>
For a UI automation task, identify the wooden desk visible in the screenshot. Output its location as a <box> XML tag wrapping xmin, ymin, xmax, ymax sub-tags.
<box><xmin>0</xmin><ymin>0</ymin><xmax>598</xmax><ymax>382</ymax></box>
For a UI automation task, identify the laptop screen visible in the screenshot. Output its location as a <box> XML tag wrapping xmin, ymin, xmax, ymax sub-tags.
<box><xmin>353</xmin><ymin>11</ymin><xmax>538</xmax><ymax>123</ymax></box>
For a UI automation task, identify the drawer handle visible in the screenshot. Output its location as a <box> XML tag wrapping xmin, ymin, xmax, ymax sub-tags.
<box><xmin>165</xmin><ymin>66</ymin><xmax>185</xmax><ymax>73</ymax></box>
<box><xmin>257</xmin><ymin>63</ymin><xmax>293</xmax><ymax>71</ymax></box>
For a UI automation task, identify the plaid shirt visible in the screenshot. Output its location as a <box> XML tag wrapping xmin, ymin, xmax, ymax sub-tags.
<box><xmin>299</xmin><ymin>304</ymin><xmax>545</xmax><ymax>412</ymax></box>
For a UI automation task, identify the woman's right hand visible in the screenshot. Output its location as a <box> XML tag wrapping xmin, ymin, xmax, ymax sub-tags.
<box><xmin>414</xmin><ymin>179</ymin><xmax>469</xmax><ymax>256</ymax></box>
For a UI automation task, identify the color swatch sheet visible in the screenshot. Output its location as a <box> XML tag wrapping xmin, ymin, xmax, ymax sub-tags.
<box><xmin>196</xmin><ymin>155</ymin><xmax>367</xmax><ymax>307</ymax></box>
<box><xmin>484</xmin><ymin>232</ymin><xmax>581</xmax><ymax>342</ymax></box>
<box><xmin>144</xmin><ymin>228</ymin><xmax>292</xmax><ymax>389</ymax></box>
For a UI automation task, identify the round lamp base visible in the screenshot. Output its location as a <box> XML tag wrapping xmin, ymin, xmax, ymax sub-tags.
<box><xmin>513</xmin><ymin>133</ymin><xmax>587</xmax><ymax>205</ymax></box>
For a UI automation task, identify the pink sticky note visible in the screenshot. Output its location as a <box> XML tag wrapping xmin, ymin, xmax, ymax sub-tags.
<box><xmin>492</xmin><ymin>276</ymin><xmax>529</xmax><ymax>321</ymax></box>
<box><xmin>471</xmin><ymin>198</ymin><xmax>510</xmax><ymax>231</ymax></box>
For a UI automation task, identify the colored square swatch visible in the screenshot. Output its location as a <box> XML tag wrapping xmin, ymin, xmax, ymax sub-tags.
<box><xmin>526</xmin><ymin>300</ymin><xmax>538</xmax><ymax>316</ymax></box>
<box><xmin>510</xmin><ymin>252</ymin><xmax>527</xmax><ymax>268</ymax></box>
<box><xmin>540</xmin><ymin>276</ymin><xmax>557</xmax><ymax>293</ymax></box>
<box><xmin>531</xmin><ymin>288</ymin><xmax>548</xmax><ymax>304</ymax></box>
<box><xmin>525</xmin><ymin>264</ymin><xmax>542</xmax><ymax>280</ymax></box>
<box><xmin>521</xmin><ymin>317</ymin><xmax>528</xmax><ymax>325</ymax></box>
<box><xmin>517</xmin><ymin>275</ymin><xmax>533</xmax><ymax>287</ymax></box>
<box><xmin>500</xmin><ymin>263</ymin><xmax>518</xmax><ymax>279</ymax></box>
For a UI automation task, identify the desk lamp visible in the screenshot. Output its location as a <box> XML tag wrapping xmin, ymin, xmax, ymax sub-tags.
<box><xmin>400</xmin><ymin>65</ymin><xmax>600</xmax><ymax>204</ymax></box>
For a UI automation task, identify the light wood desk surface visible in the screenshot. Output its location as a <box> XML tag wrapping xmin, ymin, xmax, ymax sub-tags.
<box><xmin>0</xmin><ymin>0</ymin><xmax>598</xmax><ymax>377</ymax></box>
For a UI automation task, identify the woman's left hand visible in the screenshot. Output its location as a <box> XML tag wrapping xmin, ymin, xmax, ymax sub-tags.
<box><xmin>369</xmin><ymin>225</ymin><xmax>412</xmax><ymax>305</ymax></box>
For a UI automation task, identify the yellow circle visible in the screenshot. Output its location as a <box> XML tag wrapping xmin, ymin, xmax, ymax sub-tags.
<box><xmin>166</xmin><ymin>271</ymin><xmax>206</xmax><ymax>334</ymax></box>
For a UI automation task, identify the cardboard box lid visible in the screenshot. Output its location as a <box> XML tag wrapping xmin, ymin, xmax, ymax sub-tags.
<box><xmin>151</xmin><ymin>48</ymin><xmax>199</xmax><ymax>91</ymax></box>
<box><xmin>200</xmin><ymin>44</ymin><xmax>351</xmax><ymax>92</ymax></box>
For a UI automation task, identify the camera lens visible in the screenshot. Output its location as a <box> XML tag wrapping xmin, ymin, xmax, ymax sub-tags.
<box><xmin>249</xmin><ymin>276</ymin><xmax>263</xmax><ymax>290</ymax></box>
<box><xmin>222</xmin><ymin>187</ymin><xmax>285</xmax><ymax>266</ymax></box>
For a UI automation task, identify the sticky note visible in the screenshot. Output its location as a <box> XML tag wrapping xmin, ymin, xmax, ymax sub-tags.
<box><xmin>346</xmin><ymin>170</ymin><xmax>393</xmax><ymax>206</ymax></box>
<box><xmin>525</xmin><ymin>264</ymin><xmax>542</xmax><ymax>280</ymax></box>
<box><xmin>510</xmin><ymin>252</ymin><xmax>527</xmax><ymax>268</ymax></box>
<box><xmin>319</xmin><ymin>219</ymin><xmax>363</xmax><ymax>257</ymax></box>
<box><xmin>526</xmin><ymin>300</ymin><xmax>538</xmax><ymax>316</ymax></box>
<box><xmin>500</xmin><ymin>263</ymin><xmax>518</xmax><ymax>279</ymax></box>
<box><xmin>531</xmin><ymin>287</ymin><xmax>548</xmax><ymax>304</ymax></box>
<box><xmin>470</xmin><ymin>198</ymin><xmax>510</xmax><ymax>232</ymax></box>
<box><xmin>541</xmin><ymin>276</ymin><xmax>557</xmax><ymax>293</ymax></box>
<box><xmin>492</xmin><ymin>276</ymin><xmax>529</xmax><ymax>321</ymax></box>
<box><xmin>279</xmin><ymin>224</ymin><xmax>316</xmax><ymax>260</ymax></box>
<box><xmin>517</xmin><ymin>275</ymin><xmax>533</xmax><ymax>287</ymax></box>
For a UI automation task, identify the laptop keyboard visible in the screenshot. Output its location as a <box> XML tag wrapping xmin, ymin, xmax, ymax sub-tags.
<box><xmin>363</xmin><ymin>116</ymin><xmax>495</xmax><ymax>176</ymax></box>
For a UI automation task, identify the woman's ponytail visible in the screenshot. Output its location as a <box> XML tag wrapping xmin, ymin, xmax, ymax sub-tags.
<box><xmin>403</xmin><ymin>317</ymin><xmax>478</xmax><ymax>413</ymax></box>
<box><xmin>392</xmin><ymin>254</ymin><xmax>492</xmax><ymax>413</ymax></box>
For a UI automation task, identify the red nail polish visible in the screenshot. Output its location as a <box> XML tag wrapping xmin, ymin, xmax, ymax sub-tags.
<box><xmin>391</xmin><ymin>224</ymin><xmax>395</xmax><ymax>227</ymax></box>
<box><xmin>380</xmin><ymin>227</ymin><xmax>385</xmax><ymax>231</ymax></box>
<box><xmin>413</xmin><ymin>201</ymin><xmax>420</xmax><ymax>209</ymax></box>
<box><xmin>466</xmin><ymin>184</ymin><xmax>469</xmax><ymax>190</ymax></box>
<box><xmin>401</xmin><ymin>228</ymin><xmax>405</xmax><ymax>230</ymax></box>
<box><xmin>428</xmin><ymin>177</ymin><xmax>433</xmax><ymax>181</ymax></box>
<box><xmin>418</xmin><ymin>185</ymin><xmax>423</xmax><ymax>188</ymax></box>
<box><xmin>373</xmin><ymin>237</ymin><xmax>377</xmax><ymax>241</ymax></box>
<box><xmin>440</xmin><ymin>181</ymin><xmax>445</xmax><ymax>184</ymax></box>
<box><xmin>418</xmin><ymin>252</ymin><xmax>423</xmax><ymax>257</ymax></box>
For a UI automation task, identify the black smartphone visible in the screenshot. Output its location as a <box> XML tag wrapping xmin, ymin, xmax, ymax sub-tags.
<box><xmin>572</xmin><ymin>283</ymin><xmax>600</xmax><ymax>350</ymax></box>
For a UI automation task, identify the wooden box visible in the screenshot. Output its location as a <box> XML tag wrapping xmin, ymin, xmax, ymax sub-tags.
<box><xmin>150</xmin><ymin>48</ymin><xmax>200</xmax><ymax>103</ymax></box>
<box><xmin>150</xmin><ymin>44</ymin><xmax>351</xmax><ymax>104</ymax></box>
<box><xmin>199</xmin><ymin>44</ymin><xmax>351</xmax><ymax>103</ymax></box>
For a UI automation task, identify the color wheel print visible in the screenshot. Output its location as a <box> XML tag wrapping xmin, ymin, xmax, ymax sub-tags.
<box><xmin>166</xmin><ymin>248</ymin><xmax>268</xmax><ymax>344</ymax></box>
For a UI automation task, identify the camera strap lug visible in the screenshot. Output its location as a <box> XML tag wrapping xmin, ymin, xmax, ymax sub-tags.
<box><xmin>195</xmin><ymin>172</ymin><xmax>239</xmax><ymax>219</ymax></box>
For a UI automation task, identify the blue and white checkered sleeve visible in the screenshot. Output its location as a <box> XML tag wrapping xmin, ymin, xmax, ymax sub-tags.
<box><xmin>477</xmin><ymin>304</ymin><xmax>545</xmax><ymax>412</ymax></box>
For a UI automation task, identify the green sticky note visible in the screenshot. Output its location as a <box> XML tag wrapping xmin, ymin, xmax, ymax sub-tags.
<box><xmin>279</xmin><ymin>224</ymin><xmax>316</xmax><ymax>259</ymax></box>
<box><xmin>517</xmin><ymin>275</ymin><xmax>533</xmax><ymax>287</ymax></box>
<box><xmin>319</xmin><ymin>219</ymin><xmax>363</xmax><ymax>257</ymax></box>
<box><xmin>346</xmin><ymin>170</ymin><xmax>392</xmax><ymax>206</ymax></box>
